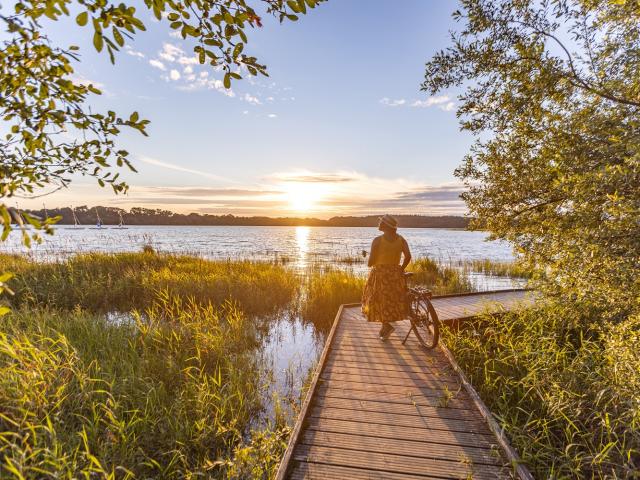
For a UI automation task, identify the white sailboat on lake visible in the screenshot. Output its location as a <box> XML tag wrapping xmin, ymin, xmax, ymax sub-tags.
<box><xmin>71</xmin><ymin>207</ymin><xmax>85</xmax><ymax>230</ymax></box>
<box><xmin>114</xmin><ymin>211</ymin><xmax>128</xmax><ymax>229</ymax></box>
<box><xmin>93</xmin><ymin>207</ymin><xmax>103</xmax><ymax>229</ymax></box>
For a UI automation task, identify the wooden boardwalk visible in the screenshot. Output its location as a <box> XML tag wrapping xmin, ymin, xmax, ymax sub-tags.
<box><xmin>276</xmin><ymin>289</ymin><xmax>535</xmax><ymax>480</ymax></box>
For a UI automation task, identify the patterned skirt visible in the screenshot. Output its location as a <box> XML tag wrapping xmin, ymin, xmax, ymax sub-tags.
<box><xmin>361</xmin><ymin>264</ymin><xmax>408</xmax><ymax>323</ymax></box>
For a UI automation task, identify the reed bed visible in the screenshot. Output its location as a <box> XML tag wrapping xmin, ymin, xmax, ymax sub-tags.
<box><xmin>1</xmin><ymin>252</ymin><xmax>298</xmax><ymax>315</ymax></box>
<box><xmin>300</xmin><ymin>259</ymin><xmax>475</xmax><ymax>330</ymax></box>
<box><xmin>459</xmin><ymin>258</ymin><xmax>533</xmax><ymax>279</ymax></box>
<box><xmin>442</xmin><ymin>301</ymin><xmax>640</xmax><ymax>478</ymax></box>
<box><xmin>406</xmin><ymin>257</ymin><xmax>475</xmax><ymax>294</ymax></box>
<box><xmin>0</xmin><ymin>251</ymin><xmax>524</xmax><ymax>478</ymax></box>
<box><xmin>300</xmin><ymin>267</ymin><xmax>367</xmax><ymax>330</ymax></box>
<box><xmin>0</xmin><ymin>294</ymin><xmax>289</xmax><ymax>479</ymax></box>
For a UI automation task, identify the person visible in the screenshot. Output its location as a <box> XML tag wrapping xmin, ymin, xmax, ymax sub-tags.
<box><xmin>362</xmin><ymin>214</ymin><xmax>412</xmax><ymax>340</ymax></box>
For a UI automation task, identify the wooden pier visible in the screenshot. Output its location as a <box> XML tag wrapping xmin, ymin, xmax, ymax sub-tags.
<box><xmin>276</xmin><ymin>289</ymin><xmax>535</xmax><ymax>480</ymax></box>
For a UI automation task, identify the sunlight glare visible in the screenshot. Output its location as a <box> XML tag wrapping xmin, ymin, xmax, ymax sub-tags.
<box><xmin>284</xmin><ymin>182</ymin><xmax>327</xmax><ymax>212</ymax></box>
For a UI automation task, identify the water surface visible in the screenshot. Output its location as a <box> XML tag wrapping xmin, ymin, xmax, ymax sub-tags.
<box><xmin>3</xmin><ymin>225</ymin><xmax>514</xmax><ymax>270</ymax></box>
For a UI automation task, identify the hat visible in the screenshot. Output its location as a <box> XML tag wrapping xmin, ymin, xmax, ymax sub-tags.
<box><xmin>378</xmin><ymin>214</ymin><xmax>399</xmax><ymax>230</ymax></box>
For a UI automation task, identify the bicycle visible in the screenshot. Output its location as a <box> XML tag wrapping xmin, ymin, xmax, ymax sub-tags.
<box><xmin>402</xmin><ymin>272</ymin><xmax>440</xmax><ymax>349</ymax></box>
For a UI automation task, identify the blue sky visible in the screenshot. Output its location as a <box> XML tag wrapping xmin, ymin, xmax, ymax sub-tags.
<box><xmin>19</xmin><ymin>1</ymin><xmax>472</xmax><ymax>218</ymax></box>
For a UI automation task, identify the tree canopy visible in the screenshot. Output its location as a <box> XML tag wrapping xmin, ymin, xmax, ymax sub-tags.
<box><xmin>0</xmin><ymin>0</ymin><xmax>323</xmax><ymax>244</ymax></box>
<box><xmin>425</xmin><ymin>0</ymin><xmax>640</xmax><ymax>316</ymax></box>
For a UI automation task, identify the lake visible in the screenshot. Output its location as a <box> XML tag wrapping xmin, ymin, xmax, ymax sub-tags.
<box><xmin>2</xmin><ymin>225</ymin><xmax>514</xmax><ymax>268</ymax></box>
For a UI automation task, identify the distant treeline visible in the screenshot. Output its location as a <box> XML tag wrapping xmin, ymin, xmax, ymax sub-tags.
<box><xmin>28</xmin><ymin>206</ymin><xmax>470</xmax><ymax>229</ymax></box>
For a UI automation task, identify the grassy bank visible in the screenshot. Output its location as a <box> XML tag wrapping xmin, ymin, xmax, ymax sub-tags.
<box><xmin>1</xmin><ymin>251</ymin><xmax>476</xmax><ymax>330</ymax></box>
<box><xmin>0</xmin><ymin>298</ymin><xmax>289</xmax><ymax>479</ymax></box>
<box><xmin>442</xmin><ymin>301</ymin><xmax>639</xmax><ymax>477</ymax></box>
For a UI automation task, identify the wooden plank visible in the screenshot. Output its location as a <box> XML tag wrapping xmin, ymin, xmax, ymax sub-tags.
<box><xmin>300</xmin><ymin>430</ymin><xmax>505</xmax><ymax>466</ymax></box>
<box><xmin>319</xmin><ymin>379</ymin><xmax>461</xmax><ymax>396</ymax></box>
<box><xmin>312</xmin><ymin>396</ymin><xmax>482</xmax><ymax>421</ymax></box>
<box><xmin>323</xmin><ymin>361</ymin><xmax>455</xmax><ymax>377</ymax></box>
<box><xmin>329</xmin><ymin>352</ymin><xmax>452</xmax><ymax>369</ymax></box>
<box><xmin>289</xmin><ymin>462</ymin><xmax>444</xmax><ymax>480</ymax></box>
<box><xmin>319</xmin><ymin>371</ymin><xmax>462</xmax><ymax>389</ymax></box>
<box><xmin>308</xmin><ymin>405</ymin><xmax>492</xmax><ymax>435</ymax></box>
<box><xmin>315</xmin><ymin>385</ymin><xmax>472</xmax><ymax>410</ymax></box>
<box><xmin>293</xmin><ymin>444</ymin><xmax>511</xmax><ymax>480</ymax></box>
<box><xmin>306</xmin><ymin>417</ymin><xmax>497</xmax><ymax>449</ymax></box>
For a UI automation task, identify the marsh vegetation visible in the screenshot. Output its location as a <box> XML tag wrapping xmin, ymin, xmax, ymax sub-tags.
<box><xmin>0</xmin><ymin>251</ymin><xmax>477</xmax><ymax>479</ymax></box>
<box><xmin>3</xmin><ymin>250</ymin><xmax>636</xmax><ymax>478</ymax></box>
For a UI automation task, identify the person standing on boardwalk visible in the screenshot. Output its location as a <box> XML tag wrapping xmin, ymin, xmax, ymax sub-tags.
<box><xmin>362</xmin><ymin>214</ymin><xmax>412</xmax><ymax>340</ymax></box>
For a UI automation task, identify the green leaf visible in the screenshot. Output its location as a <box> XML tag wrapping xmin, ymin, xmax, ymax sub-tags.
<box><xmin>113</xmin><ymin>28</ymin><xmax>124</xmax><ymax>47</ymax></box>
<box><xmin>76</xmin><ymin>11</ymin><xmax>89</xmax><ymax>26</ymax></box>
<box><xmin>0</xmin><ymin>273</ymin><xmax>14</xmax><ymax>283</ymax></box>
<box><xmin>93</xmin><ymin>32</ymin><xmax>104</xmax><ymax>52</ymax></box>
<box><xmin>287</xmin><ymin>0</ymin><xmax>301</xmax><ymax>13</ymax></box>
<box><xmin>223</xmin><ymin>72</ymin><xmax>231</xmax><ymax>89</ymax></box>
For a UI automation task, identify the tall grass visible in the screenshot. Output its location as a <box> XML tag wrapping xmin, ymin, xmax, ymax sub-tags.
<box><xmin>299</xmin><ymin>259</ymin><xmax>474</xmax><ymax>330</ymax></box>
<box><xmin>300</xmin><ymin>267</ymin><xmax>366</xmax><ymax>330</ymax></box>
<box><xmin>460</xmin><ymin>258</ymin><xmax>533</xmax><ymax>279</ymax></box>
<box><xmin>406</xmin><ymin>257</ymin><xmax>474</xmax><ymax>294</ymax></box>
<box><xmin>0</xmin><ymin>251</ymin><xmax>510</xmax><ymax>478</ymax></box>
<box><xmin>1</xmin><ymin>252</ymin><xmax>298</xmax><ymax>315</ymax></box>
<box><xmin>442</xmin><ymin>301</ymin><xmax>640</xmax><ymax>477</ymax></box>
<box><xmin>0</xmin><ymin>292</ymin><xmax>292</xmax><ymax>478</ymax></box>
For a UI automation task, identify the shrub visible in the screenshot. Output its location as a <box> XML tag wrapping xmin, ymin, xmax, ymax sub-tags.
<box><xmin>442</xmin><ymin>301</ymin><xmax>640</xmax><ymax>477</ymax></box>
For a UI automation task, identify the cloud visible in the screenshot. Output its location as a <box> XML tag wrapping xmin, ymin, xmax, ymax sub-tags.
<box><xmin>440</xmin><ymin>101</ymin><xmax>456</xmax><ymax>112</ymax></box>
<box><xmin>379</xmin><ymin>97</ymin><xmax>406</xmax><ymax>107</ymax></box>
<box><xmin>380</xmin><ymin>95</ymin><xmax>456</xmax><ymax>112</ymax></box>
<box><xmin>70</xmin><ymin>75</ymin><xmax>105</xmax><ymax>90</ymax></box>
<box><xmin>267</xmin><ymin>113</ymin><xmax>277</xmax><ymax>118</ymax></box>
<box><xmin>158</xmin><ymin>43</ymin><xmax>184</xmax><ymax>62</ymax></box>
<box><xmin>149</xmin><ymin>59</ymin><xmax>166</xmax><ymax>71</ymax></box>
<box><xmin>138</xmin><ymin>156</ymin><xmax>234</xmax><ymax>183</ymax></box>
<box><xmin>145</xmin><ymin>42</ymin><xmax>273</xmax><ymax>104</ymax></box>
<box><xmin>15</xmin><ymin>167</ymin><xmax>467</xmax><ymax>216</ymax></box>
<box><xmin>151</xmin><ymin>187</ymin><xmax>282</xmax><ymax>197</ymax></box>
<box><xmin>242</xmin><ymin>93</ymin><xmax>261</xmax><ymax>105</ymax></box>
<box><xmin>272</xmin><ymin>172</ymin><xmax>357</xmax><ymax>183</ymax></box>
<box><xmin>266</xmin><ymin>170</ymin><xmax>467</xmax><ymax>215</ymax></box>
<box><xmin>125</xmin><ymin>45</ymin><xmax>145</xmax><ymax>58</ymax></box>
<box><xmin>410</xmin><ymin>95</ymin><xmax>450</xmax><ymax>108</ymax></box>
<box><xmin>394</xmin><ymin>185</ymin><xmax>465</xmax><ymax>202</ymax></box>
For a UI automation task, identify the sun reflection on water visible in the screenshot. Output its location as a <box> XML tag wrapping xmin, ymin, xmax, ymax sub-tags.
<box><xmin>295</xmin><ymin>226</ymin><xmax>310</xmax><ymax>268</ymax></box>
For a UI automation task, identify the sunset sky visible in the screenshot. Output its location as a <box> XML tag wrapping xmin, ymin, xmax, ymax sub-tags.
<box><xmin>16</xmin><ymin>1</ymin><xmax>471</xmax><ymax>218</ymax></box>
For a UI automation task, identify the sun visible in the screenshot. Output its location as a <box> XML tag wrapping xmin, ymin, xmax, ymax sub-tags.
<box><xmin>284</xmin><ymin>182</ymin><xmax>326</xmax><ymax>212</ymax></box>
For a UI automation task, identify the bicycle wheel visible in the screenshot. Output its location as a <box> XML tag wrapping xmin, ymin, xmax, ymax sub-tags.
<box><xmin>410</xmin><ymin>297</ymin><xmax>440</xmax><ymax>349</ymax></box>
